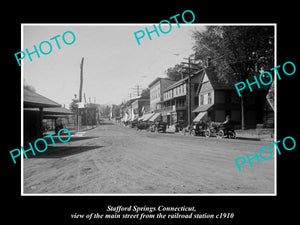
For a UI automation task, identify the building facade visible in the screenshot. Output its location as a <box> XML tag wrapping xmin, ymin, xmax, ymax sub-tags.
<box><xmin>148</xmin><ymin>77</ymin><xmax>176</xmax><ymax>112</ymax></box>
<box><xmin>131</xmin><ymin>98</ymin><xmax>150</xmax><ymax>120</ymax></box>
<box><xmin>162</xmin><ymin>71</ymin><xmax>203</xmax><ymax>127</ymax></box>
<box><xmin>193</xmin><ymin>68</ymin><xmax>271</xmax><ymax>128</ymax></box>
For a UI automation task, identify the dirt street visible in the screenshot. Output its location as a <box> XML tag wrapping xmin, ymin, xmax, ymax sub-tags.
<box><xmin>23</xmin><ymin>122</ymin><xmax>275</xmax><ymax>194</ymax></box>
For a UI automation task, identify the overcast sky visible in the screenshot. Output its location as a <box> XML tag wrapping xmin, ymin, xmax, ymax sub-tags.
<box><xmin>23</xmin><ymin>24</ymin><xmax>206</xmax><ymax>108</ymax></box>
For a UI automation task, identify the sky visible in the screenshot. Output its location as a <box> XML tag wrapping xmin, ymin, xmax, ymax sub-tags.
<box><xmin>23</xmin><ymin>24</ymin><xmax>206</xmax><ymax>108</ymax></box>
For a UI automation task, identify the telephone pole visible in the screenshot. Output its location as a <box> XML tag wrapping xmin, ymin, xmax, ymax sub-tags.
<box><xmin>131</xmin><ymin>85</ymin><xmax>143</xmax><ymax>97</ymax></box>
<box><xmin>182</xmin><ymin>57</ymin><xmax>192</xmax><ymax>127</ymax></box>
<box><xmin>181</xmin><ymin>57</ymin><xmax>202</xmax><ymax>127</ymax></box>
<box><xmin>77</xmin><ymin>57</ymin><xmax>84</xmax><ymax>132</ymax></box>
<box><xmin>187</xmin><ymin>57</ymin><xmax>191</xmax><ymax>127</ymax></box>
<box><xmin>79</xmin><ymin>57</ymin><xmax>84</xmax><ymax>102</ymax></box>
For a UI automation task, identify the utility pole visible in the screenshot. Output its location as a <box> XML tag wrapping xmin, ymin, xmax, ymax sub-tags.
<box><xmin>78</xmin><ymin>57</ymin><xmax>84</xmax><ymax>132</ymax></box>
<box><xmin>131</xmin><ymin>85</ymin><xmax>142</xmax><ymax>97</ymax></box>
<box><xmin>79</xmin><ymin>57</ymin><xmax>84</xmax><ymax>102</ymax></box>
<box><xmin>188</xmin><ymin>57</ymin><xmax>191</xmax><ymax>127</ymax></box>
<box><xmin>182</xmin><ymin>57</ymin><xmax>192</xmax><ymax>127</ymax></box>
<box><xmin>181</xmin><ymin>57</ymin><xmax>202</xmax><ymax>127</ymax></box>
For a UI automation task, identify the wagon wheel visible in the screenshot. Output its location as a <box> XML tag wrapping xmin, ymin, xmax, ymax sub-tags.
<box><xmin>205</xmin><ymin>129</ymin><xmax>211</xmax><ymax>138</ymax></box>
<box><xmin>217</xmin><ymin>130</ymin><xmax>224</xmax><ymax>139</ymax></box>
<box><xmin>229</xmin><ymin>131</ymin><xmax>236</xmax><ymax>139</ymax></box>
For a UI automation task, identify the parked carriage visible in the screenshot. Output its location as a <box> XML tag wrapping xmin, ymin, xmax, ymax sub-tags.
<box><xmin>149</xmin><ymin>121</ymin><xmax>167</xmax><ymax>133</ymax></box>
<box><xmin>205</xmin><ymin>121</ymin><xmax>236</xmax><ymax>139</ymax></box>
<box><xmin>190</xmin><ymin>122</ymin><xmax>206</xmax><ymax>136</ymax></box>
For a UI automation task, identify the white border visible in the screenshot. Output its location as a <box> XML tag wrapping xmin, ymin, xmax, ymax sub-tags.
<box><xmin>21</xmin><ymin>23</ymin><xmax>24</xmax><ymax>194</ymax></box>
<box><xmin>21</xmin><ymin>23</ymin><xmax>277</xmax><ymax>196</ymax></box>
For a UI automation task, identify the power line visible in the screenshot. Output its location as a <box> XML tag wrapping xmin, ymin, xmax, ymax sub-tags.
<box><xmin>130</xmin><ymin>85</ymin><xmax>143</xmax><ymax>97</ymax></box>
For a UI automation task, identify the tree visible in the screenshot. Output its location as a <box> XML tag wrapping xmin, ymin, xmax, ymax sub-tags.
<box><xmin>24</xmin><ymin>84</ymin><xmax>36</xmax><ymax>92</ymax></box>
<box><xmin>192</xmin><ymin>26</ymin><xmax>274</xmax><ymax>129</ymax></box>
<box><xmin>192</xmin><ymin>26</ymin><xmax>274</xmax><ymax>80</ymax></box>
<box><xmin>164</xmin><ymin>63</ymin><xmax>184</xmax><ymax>81</ymax></box>
<box><xmin>98</xmin><ymin>105</ymin><xmax>111</xmax><ymax>118</ymax></box>
<box><xmin>112</xmin><ymin>104</ymin><xmax>120</xmax><ymax>118</ymax></box>
<box><xmin>140</xmin><ymin>88</ymin><xmax>150</xmax><ymax>99</ymax></box>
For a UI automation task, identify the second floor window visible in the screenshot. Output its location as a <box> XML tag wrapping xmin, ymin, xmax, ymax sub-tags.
<box><xmin>200</xmin><ymin>95</ymin><xmax>204</xmax><ymax>105</ymax></box>
<box><xmin>208</xmin><ymin>92</ymin><xmax>212</xmax><ymax>104</ymax></box>
<box><xmin>200</xmin><ymin>92</ymin><xmax>212</xmax><ymax>105</ymax></box>
<box><xmin>194</xmin><ymin>96</ymin><xmax>199</xmax><ymax>106</ymax></box>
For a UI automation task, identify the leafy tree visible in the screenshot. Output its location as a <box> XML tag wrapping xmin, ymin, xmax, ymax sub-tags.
<box><xmin>192</xmin><ymin>26</ymin><xmax>274</xmax><ymax>129</ymax></box>
<box><xmin>165</xmin><ymin>61</ymin><xmax>203</xmax><ymax>81</ymax></box>
<box><xmin>111</xmin><ymin>104</ymin><xmax>121</xmax><ymax>118</ymax></box>
<box><xmin>164</xmin><ymin>63</ymin><xmax>185</xmax><ymax>81</ymax></box>
<box><xmin>24</xmin><ymin>84</ymin><xmax>36</xmax><ymax>92</ymax></box>
<box><xmin>140</xmin><ymin>88</ymin><xmax>150</xmax><ymax>99</ymax></box>
<box><xmin>98</xmin><ymin>105</ymin><xmax>111</xmax><ymax>118</ymax></box>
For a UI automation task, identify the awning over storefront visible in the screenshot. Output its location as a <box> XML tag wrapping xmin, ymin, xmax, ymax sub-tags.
<box><xmin>142</xmin><ymin>113</ymin><xmax>155</xmax><ymax>122</ymax></box>
<box><xmin>149</xmin><ymin>113</ymin><xmax>161</xmax><ymax>122</ymax></box>
<box><xmin>193</xmin><ymin>104</ymin><xmax>213</xmax><ymax>113</ymax></box>
<box><xmin>193</xmin><ymin>111</ymin><xmax>208</xmax><ymax>122</ymax></box>
<box><xmin>138</xmin><ymin>115</ymin><xmax>145</xmax><ymax>121</ymax></box>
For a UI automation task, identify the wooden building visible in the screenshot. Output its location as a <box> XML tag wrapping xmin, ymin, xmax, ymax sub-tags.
<box><xmin>24</xmin><ymin>89</ymin><xmax>73</xmax><ymax>142</ymax></box>
<box><xmin>193</xmin><ymin>68</ymin><xmax>271</xmax><ymax>128</ymax></box>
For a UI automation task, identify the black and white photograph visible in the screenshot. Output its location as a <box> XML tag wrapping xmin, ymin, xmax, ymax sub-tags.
<box><xmin>21</xmin><ymin>24</ymin><xmax>275</xmax><ymax>195</ymax></box>
<box><xmin>4</xmin><ymin>4</ymin><xmax>298</xmax><ymax>225</ymax></box>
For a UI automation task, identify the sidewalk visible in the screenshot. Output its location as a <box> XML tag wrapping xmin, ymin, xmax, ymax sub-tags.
<box><xmin>235</xmin><ymin>128</ymin><xmax>274</xmax><ymax>141</ymax></box>
<box><xmin>166</xmin><ymin>126</ymin><xmax>274</xmax><ymax>141</ymax></box>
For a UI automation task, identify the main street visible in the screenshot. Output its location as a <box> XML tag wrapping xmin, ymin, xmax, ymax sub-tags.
<box><xmin>23</xmin><ymin>122</ymin><xmax>275</xmax><ymax>194</ymax></box>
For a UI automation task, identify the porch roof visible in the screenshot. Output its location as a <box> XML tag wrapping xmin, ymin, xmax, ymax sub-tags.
<box><xmin>192</xmin><ymin>104</ymin><xmax>214</xmax><ymax>113</ymax></box>
<box><xmin>24</xmin><ymin>89</ymin><xmax>61</xmax><ymax>108</ymax></box>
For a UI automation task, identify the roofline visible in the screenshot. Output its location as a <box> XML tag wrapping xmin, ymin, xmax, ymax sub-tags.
<box><xmin>131</xmin><ymin>98</ymin><xmax>150</xmax><ymax>104</ymax></box>
<box><xmin>148</xmin><ymin>77</ymin><xmax>173</xmax><ymax>88</ymax></box>
<box><xmin>164</xmin><ymin>69</ymin><xmax>204</xmax><ymax>92</ymax></box>
<box><xmin>24</xmin><ymin>89</ymin><xmax>61</xmax><ymax>108</ymax></box>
